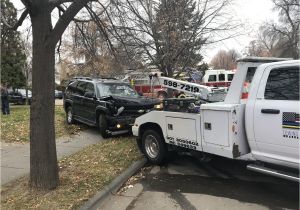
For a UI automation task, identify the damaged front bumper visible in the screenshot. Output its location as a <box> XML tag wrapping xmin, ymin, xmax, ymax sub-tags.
<box><xmin>106</xmin><ymin>115</ymin><xmax>138</xmax><ymax>131</ymax></box>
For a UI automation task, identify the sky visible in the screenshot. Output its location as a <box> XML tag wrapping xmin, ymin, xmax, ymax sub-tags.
<box><xmin>14</xmin><ymin>0</ymin><xmax>278</xmax><ymax>63</ymax></box>
<box><xmin>202</xmin><ymin>0</ymin><xmax>277</xmax><ymax>62</ymax></box>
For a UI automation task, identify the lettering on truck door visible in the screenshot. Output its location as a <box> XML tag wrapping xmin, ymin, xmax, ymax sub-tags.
<box><xmin>253</xmin><ymin>65</ymin><xmax>299</xmax><ymax>165</ymax></box>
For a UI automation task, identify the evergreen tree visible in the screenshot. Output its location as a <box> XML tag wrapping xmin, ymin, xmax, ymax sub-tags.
<box><xmin>155</xmin><ymin>0</ymin><xmax>205</xmax><ymax>76</ymax></box>
<box><xmin>1</xmin><ymin>0</ymin><xmax>26</xmax><ymax>88</ymax></box>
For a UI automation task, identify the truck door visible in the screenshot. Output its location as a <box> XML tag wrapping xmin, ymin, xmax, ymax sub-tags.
<box><xmin>253</xmin><ymin>65</ymin><xmax>299</xmax><ymax>166</ymax></box>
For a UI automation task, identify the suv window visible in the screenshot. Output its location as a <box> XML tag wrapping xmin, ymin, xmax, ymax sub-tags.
<box><xmin>264</xmin><ymin>67</ymin><xmax>299</xmax><ymax>100</ymax></box>
<box><xmin>218</xmin><ymin>73</ymin><xmax>225</xmax><ymax>81</ymax></box>
<box><xmin>67</xmin><ymin>81</ymin><xmax>78</xmax><ymax>93</ymax></box>
<box><xmin>208</xmin><ymin>75</ymin><xmax>216</xmax><ymax>82</ymax></box>
<box><xmin>85</xmin><ymin>82</ymin><xmax>95</xmax><ymax>95</ymax></box>
<box><xmin>76</xmin><ymin>81</ymin><xmax>86</xmax><ymax>96</ymax></box>
<box><xmin>97</xmin><ymin>83</ymin><xmax>139</xmax><ymax>97</ymax></box>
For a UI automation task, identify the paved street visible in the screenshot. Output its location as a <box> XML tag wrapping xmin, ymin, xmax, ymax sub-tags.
<box><xmin>98</xmin><ymin>154</ymin><xmax>299</xmax><ymax>210</ymax></box>
<box><xmin>1</xmin><ymin>129</ymin><xmax>103</xmax><ymax>185</ymax></box>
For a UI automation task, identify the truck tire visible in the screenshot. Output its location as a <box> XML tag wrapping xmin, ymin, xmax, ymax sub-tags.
<box><xmin>66</xmin><ymin>106</ymin><xmax>74</xmax><ymax>124</ymax></box>
<box><xmin>142</xmin><ymin>129</ymin><xmax>167</xmax><ymax>165</ymax></box>
<box><xmin>98</xmin><ymin>113</ymin><xmax>110</xmax><ymax>139</ymax></box>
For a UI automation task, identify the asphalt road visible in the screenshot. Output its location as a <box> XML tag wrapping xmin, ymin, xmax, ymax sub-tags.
<box><xmin>99</xmin><ymin>154</ymin><xmax>299</xmax><ymax>210</ymax></box>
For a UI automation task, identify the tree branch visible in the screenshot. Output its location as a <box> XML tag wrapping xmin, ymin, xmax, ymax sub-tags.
<box><xmin>47</xmin><ymin>0</ymin><xmax>90</xmax><ymax>47</ymax></box>
<box><xmin>21</xmin><ymin>0</ymin><xmax>33</xmax><ymax>11</ymax></box>
<box><xmin>49</xmin><ymin>0</ymin><xmax>75</xmax><ymax>6</ymax></box>
<box><xmin>1</xmin><ymin>8</ymin><xmax>29</xmax><ymax>30</ymax></box>
<box><xmin>56</xmin><ymin>5</ymin><xmax>92</xmax><ymax>22</ymax></box>
<box><xmin>85</xmin><ymin>5</ymin><xmax>117</xmax><ymax>55</ymax></box>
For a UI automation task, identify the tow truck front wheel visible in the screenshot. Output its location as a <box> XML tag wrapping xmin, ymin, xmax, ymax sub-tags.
<box><xmin>142</xmin><ymin>130</ymin><xmax>167</xmax><ymax>165</ymax></box>
<box><xmin>98</xmin><ymin>113</ymin><xmax>110</xmax><ymax>139</ymax></box>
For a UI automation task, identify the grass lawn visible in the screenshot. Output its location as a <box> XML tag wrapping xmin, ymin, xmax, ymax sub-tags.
<box><xmin>1</xmin><ymin>137</ymin><xmax>142</xmax><ymax>209</ymax></box>
<box><xmin>1</xmin><ymin>105</ymin><xmax>84</xmax><ymax>143</ymax></box>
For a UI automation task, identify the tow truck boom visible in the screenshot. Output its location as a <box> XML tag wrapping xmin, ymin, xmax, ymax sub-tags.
<box><xmin>151</xmin><ymin>74</ymin><xmax>221</xmax><ymax>101</ymax></box>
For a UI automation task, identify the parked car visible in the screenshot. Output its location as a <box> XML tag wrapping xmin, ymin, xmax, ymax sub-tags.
<box><xmin>8</xmin><ymin>89</ymin><xmax>32</xmax><ymax>105</ymax></box>
<box><xmin>55</xmin><ymin>90</ymin><xmax>63</xmax><ymax>99</ymax></box>
<box><xmin>63</xmin><ymin>77</ymin><xmax>160</xmax><ymax>138</ymax></box>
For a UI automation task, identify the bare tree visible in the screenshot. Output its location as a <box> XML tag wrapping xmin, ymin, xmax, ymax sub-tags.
<box><xmin>210</xmin><ymin>49</ymin><xmax>240</xmax><ymax>69</ymax></box>
<box><xmin>270</xmin><ymin>0</ymin><xmax>299</xmax><ymax>58</ymax></box>
<box><xmin>245</xmin><ymin>0</ymin><xmax>299</xmax><ymax>58</ymax></box>
<box><xmin>106</xmin><ymin>0</ymin><xmax>241</xmax><ymax>78</ymax></box>
<box><xmin>65</xmin><ymin>20</ymin><xmax>144</xmax><ymax>77</ymax></box>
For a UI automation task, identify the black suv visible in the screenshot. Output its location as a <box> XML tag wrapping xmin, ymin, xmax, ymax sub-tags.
<box><xmin>63</xmin><ymin>77</ymin><xmax>160</xmax><ymax>138</ymax></box>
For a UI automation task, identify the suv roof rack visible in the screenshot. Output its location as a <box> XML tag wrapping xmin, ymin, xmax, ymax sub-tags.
<box><xmin>73</xmin><ymin>76</ymin><xmax>93</xmax><ymax>80</ymax></box>
<box><xmin>95</xmin><ymin>76</ymin><xmax>117</xmax><ymax>80</ymax></box>
<box><xmin>72</xmin><ymin>76</ymin><xmax>117</xmax><ymax>81</ymax></box>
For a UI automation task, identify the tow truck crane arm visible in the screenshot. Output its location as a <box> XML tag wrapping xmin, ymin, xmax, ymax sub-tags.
<box><xmin>151</xmin><ymin>74</ymin><xmax>214</xmax><ymax>100</ymax></box>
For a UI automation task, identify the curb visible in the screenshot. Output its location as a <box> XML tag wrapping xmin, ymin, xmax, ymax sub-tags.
<box><xmin>78</xmin><ymin>158</ymin><xmax>147</xmax><ymax>210</ymax></box>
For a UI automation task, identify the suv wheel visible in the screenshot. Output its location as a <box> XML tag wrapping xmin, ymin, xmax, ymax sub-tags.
<box><xmin>66</xmin><ymin>106</ymin><xmax>74</xmax><ymax>124</ymax></box>
<box><xmin>98</xmin><ymin>113</ymin><xmax>110</xmax><ymax>138</ymax></box>
<box><xmin>142</xmin><ymin>129</ymin><xmax>167</xmax><ymax>165</ymax></box>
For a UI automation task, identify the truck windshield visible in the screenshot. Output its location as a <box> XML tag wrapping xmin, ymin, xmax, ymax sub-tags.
<box><xmin>97</xmin><ymin>83</ymin><xmax>139</xmax><ymax>97</ymax></box>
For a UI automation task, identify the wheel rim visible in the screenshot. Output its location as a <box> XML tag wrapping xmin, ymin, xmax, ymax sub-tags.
<box><xmin>67</xmin><ymin>110</ymin><xmax>72</xmax><ymax>123</ymax></box>
<box><xmin>145</xmin><ymin>134</ymin><xmax>159</xmax><ymax>159</ymax></box>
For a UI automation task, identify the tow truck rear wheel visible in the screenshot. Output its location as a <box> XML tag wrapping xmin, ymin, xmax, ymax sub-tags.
<box><xmin>142</xmin><ymin>129</ymin><xmax>167</xmax><ymax>165</ymax></box>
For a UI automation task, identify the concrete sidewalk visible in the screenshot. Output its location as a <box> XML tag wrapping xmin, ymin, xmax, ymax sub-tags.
<box><xmin>1</xmin><ymin>129</ymin><xmax>103</xmax><ymax>185</ymax></box>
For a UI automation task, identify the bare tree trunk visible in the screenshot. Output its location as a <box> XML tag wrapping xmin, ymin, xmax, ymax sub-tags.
<box><xmin>30</xmin><ymin>4</ymin><xmax>58</xmax><ymax>189</ymax></box>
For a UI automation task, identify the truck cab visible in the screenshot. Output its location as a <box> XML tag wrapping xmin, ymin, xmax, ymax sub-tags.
<box><xmin>245</xmin><ymin>60</ymin><xmax>299</xmax><ymax>169</ymax></box>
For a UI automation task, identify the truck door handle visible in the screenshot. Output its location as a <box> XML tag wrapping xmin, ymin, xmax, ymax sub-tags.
<box><xmin>261</xmin><ymin>109</ymin><xmax>280</xmax><ymax>114</ymax></box>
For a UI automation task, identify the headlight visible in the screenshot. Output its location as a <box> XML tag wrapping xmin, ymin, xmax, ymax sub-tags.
<box><xmin>154</xmin><ymin>104</ymin><xmax>163</xmax><ymax>110</ymax></box>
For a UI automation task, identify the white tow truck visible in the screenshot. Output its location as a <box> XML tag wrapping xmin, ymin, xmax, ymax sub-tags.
<box><xmin>132</xmin><ymin>57</ymin><xmax>300</xmax><ymax>182</ymax></box>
